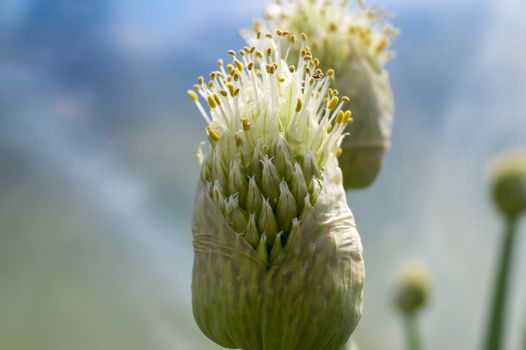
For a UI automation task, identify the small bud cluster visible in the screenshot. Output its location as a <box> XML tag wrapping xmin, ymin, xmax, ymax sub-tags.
<box><xmin>189</xmin><ymin>32</ymin><xmax>351</xmax><ymax>264</ymax></box>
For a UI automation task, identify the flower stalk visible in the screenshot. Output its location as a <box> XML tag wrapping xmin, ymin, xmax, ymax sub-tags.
<box><xmin>483</xmin><ymin>215</ymin><xmax>519</xmax><ymax>350</ymax></box>
<box><xmin>483</xmin><ymin>151</ymin><xmax>526</xmax><ymax>350</ymax></box>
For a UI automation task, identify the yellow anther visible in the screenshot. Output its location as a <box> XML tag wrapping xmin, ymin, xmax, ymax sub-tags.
<box><xmin>208</xmin><ymin>81</ymin><xmax>215</xmax><ymax>88</ymax></box>
<box><xmin>241</xmin><ymin>117</ymin><xmax>251</xmax><ymax>131</ymax></box>
<box><xmin>327</xmin><ymin>69</ymin><xmax>335</xmax><ymax>77</ymax></box>
<box><xmin>217</xmin><ymin>59</ymin><xmax>224</xmax><ymax>66</ymax></box>
<box><xmin>327</xmin><ymin>96</ymin><xmax>339</xmax><ymax>110</ymax></box>
<box><xmin>226</xmin><ymin>64</ymin><xmax>235</xmax><ymax>73</ymax></box>
<box><xmin>328</xmin><ymin>22</ymin><xmax>338</xmax><ymax>32</ymax></box>
<box><xmin>343</xmin><ymin>110</ymin><xmax>353</xmax><ymax>123</ymax></box>
<box><xmin>253</xmin><ymin>20</ymin><xmax>262</xmax><ymax>33</ymax></box>
<box><xmin>301</xmin><ymin>32</ymin><xmax>308</xmax><ymax>41</ymax></box>
<box><xmin>342</xmin><ymin>96</ymin><xmax>350</xmax><ymax>103</ymax></box>
<box><xmin>228</xmin><ymin>50</ymin><xmax>236</xmax><ymax>56</ymax></box>
<box><xmin>239</xmin><ymin>50</ymin><xmax>245</xmax><ymax>56</ymax></box>
<box><xmin>233</xmin><ymin>72</ymin><xmax>239</xmax><ymax>81</ymax></box>
<box><xmin>207</xmin><ymin>95</ymin><xmax>217</xmax><ymax>109</ymax></box>
<box><xmin>207</xmin><ymin>126</ymin><xmax>220</xmax><ymax>142</ymax></box>
<box><xmin>289</xmin><ymin>65</ymin><xmax>296</xmax><ymax>73</ymax></box>
<box><xmin>192</xmin><ymin>84</ymin><xmax>200</xmax><ymax>90</ymax></box>
<box><xmin>233</xmin><ymin>88</ymin><xmax>240</xmax><ymax>96</ymax></box>
<box><xmin>266</xmin><ymin>47</ymin><xmax>273</xmax><ymax>56</ymax></box>
<box><xmin>198</xmin><ymin>76</ymin><xmax>205</xmax><ymax>84</ymax></box>
<box><xmin>234</xmin><ymin>131</ymin><xmax>243</xmax><ymax>146</ymax></box>
<box><xmin>187</xmin><ymin>90</ymin><xmax>198</xmax><ymax>102</ymax></box>
<box><xmin>247</xmin><ymin>62</ymin><xmax>254</xmax><ymax>71</ymax></box>
<box><xmin>295</xmin><ymin>98</ymin><xmax>303</xmax><ymax>112</ymax></box>
<box><xmin>336</xmin><ymin>110</ymin><xmax>345</xmax><ymax>124</ymax></box>
<box><xmin>289</xmin><ymin>34</ymin><xmax>296</xmax><ymax>43</ymax></box>
<box><xmin>257</xmin><ymin>31</ymin><xmax>262</xmax><ymax>39</ymax></box>
<box><xmin>219</xmin><ymin>89</ymin><xmax>228</xmax><ymax>97</ymax></box>
<box><xmin>265</xmin><ymin>33</ymin><xmax>273</xmax><ymax>38</ymax></box>
<box><xmin>213</xmin><ymin>93</ymin><xmax>221</xmax><ymax>106</ymax></box>
<box><xmin>313</xmin><ymin>58</ymin><xmax>320</xmax><ymax>66</ymax></box>
<box><xmin>255</xmin><ymin>50</ymin><xmax>263</xmax><ymax>58</ymax></box>
<box><xmin>227</xmin><ymin>83</ymin><xmax>236</xmax><ymax>96</ymax></box>
<box><xmin>233</xmin><ymin>59</ymin><xmax>244</xmax><ymax>71</ymax></box>
<box><xmin>376</xmin><ymin>38</ymin><xmax>388</xmax><ymax>53</ymax></box>
<box><xmin>278</xmin><ymin>76</ymin><xmax>285</xmax><ymax>83</ymax></box>
<box><xmin>336</xmin><ymin>147</ymin><xmax>343</xmax><ymax>157</ymax></box>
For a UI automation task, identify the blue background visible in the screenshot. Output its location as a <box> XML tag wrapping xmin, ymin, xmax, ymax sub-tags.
<box><xmin>1</xmin><ymin>0</ymin><xmax>526</xmax><ymax>349</ymax></box>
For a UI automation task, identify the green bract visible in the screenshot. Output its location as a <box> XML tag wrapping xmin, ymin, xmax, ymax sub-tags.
<box><xmin>189</xmin><ymin>34</ymin><xmax>364</xmax><ymax>350</ymax></box>
<box><xmin>244</xmin><ymin>0</ymin><xmax>397</xmax><ymax>189</ymax></box>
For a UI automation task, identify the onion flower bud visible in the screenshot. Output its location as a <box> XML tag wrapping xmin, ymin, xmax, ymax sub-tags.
<box><xmin>394</xmin><ymin>264</ymin><xmax>431</xmax><ymax>316</ymax></box>
<box><xmin>188</xmin><ymin>32</ymin><xmax>364</xmax><ymax>350</ymax></box>
<box><xmin>489</xmin><ymin>151</ymin><xmax>526</xmax><ymax>218</ymax></box>
<box><xmin>243</xmin><ymin>0</ymin><xmax>398</xmax><ymax>189</ymax></box>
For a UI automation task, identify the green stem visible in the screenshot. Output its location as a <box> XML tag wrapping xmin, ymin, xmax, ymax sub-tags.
<box><xmin>403</xmin><ymin>314</ymin><xmax>422</xmax><ymax>350</ymax></box>
<box><xmin>483</xmin><ymin>216</ymin><xmax>519</xmax><ymax>350</ymax></box>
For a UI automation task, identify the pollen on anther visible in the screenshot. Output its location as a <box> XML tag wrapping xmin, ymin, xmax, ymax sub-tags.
<box><xmin>187</xmin><ymin>90</ymin><xmax>198</xmax><ymax>102</ymax></box>
<box><xmin>234</xmin><ymin>59</ymin><xmax>244</xmax><ymax>71</ymax></box>
<box><xmin>234</xmin><ymin>132</ymin><xmax>243</xmax><ymax>146</ymax></box>
<box><xmin>327</xmin><ymin>96</ymin><xmax>339</xmax><ymax>110</ymax></box>
<box><xmin>213</xmin><ymin>93</ymin><xmax>221</xmax><ymax>106</ymax></box>
<box><xmin>241</xmin><ymin>118</ymin><xmax>251</xmax><ymax>131</ymax></box>
<box><xmin>206</xmin><ymin>126</ymin><xmax>220</xmax><ymax>142</ymax></box>
<box><xmin>295</xmin><ymin>98</ymin><xmax>303</xmax><ymax>112</ymax></box>
<box><xmin>207</xmin><ymin>95</ymin><xmax>217</xmax><ymax>109</ymax></box>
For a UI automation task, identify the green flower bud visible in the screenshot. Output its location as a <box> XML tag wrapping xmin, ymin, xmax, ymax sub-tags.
<box><xmin>246</xmin><ymin>176</ymin><xmax>263</xmax><ymax>215</ymax></box>
<box><xmin>277</xmin><ymin>180</ymin><xmax>298</xmax><ymax>233</ymax></box>
<box><xmin>189</xmin><ymin>34</ymin><xmax>364</xmax><ymax>350</ymax></box>
<box><xmin>394</xmin><ymin>264</ymin><xmax>431</xmax><ymax>316</ymax></box>
<box><xmin>261</xmin><ymin>155</ymin><xmax>282</xmax><ymax>204</ymax></box>
<box><xmin>228</xmin><ymin>159</ymin><xmax>249</xmax><ymax>204</ymax></box>
<box><xmin>489</xmin><ymin>151</ymin><xmax>526</xmax><ymax>218</ymax></box>
<box><xmin>243</xmin><ymin>0</ymin><xmax>398</xmax><ymax>190</ymax></box>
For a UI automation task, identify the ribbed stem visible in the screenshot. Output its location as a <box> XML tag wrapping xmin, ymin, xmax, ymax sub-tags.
<box><xmin>483</xmin><ymin>216</ymin><xmax>519</xmax><ymax>350</ymax></box>
<box><xmin>403</xmin><ymin>314</ymin><xmax>422</xmax><ymax>350</ymax></box>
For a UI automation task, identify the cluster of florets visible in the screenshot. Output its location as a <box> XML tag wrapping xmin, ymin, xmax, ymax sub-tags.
<box><xmin>188</xmin><ymin>31</ymin><xmax>353</xmax><ymax>263</ymax></box>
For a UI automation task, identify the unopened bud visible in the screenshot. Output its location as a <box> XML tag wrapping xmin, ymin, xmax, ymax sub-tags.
<box><xmin>489</xmin><ymin>151</ymin><xmax>526</xmax><ymax>218</ymax></box>
<box><xmin>394</xmin><ymin>264</ymin><xmax>431</xmax><ymax>316</ymax></box>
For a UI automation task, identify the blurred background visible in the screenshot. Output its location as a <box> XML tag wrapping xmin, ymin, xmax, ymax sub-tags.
<box><xmin>1</xmin><ymin>0</ymin><xmax>525</xmax><ymax>349</ymax></box>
